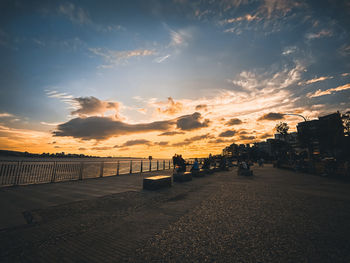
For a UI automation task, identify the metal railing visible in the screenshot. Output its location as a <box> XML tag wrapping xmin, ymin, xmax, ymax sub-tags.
<box><xmin>0</xmin><ymin>159</ymin><xmax>173</xmax><ymax>187</ymax></box>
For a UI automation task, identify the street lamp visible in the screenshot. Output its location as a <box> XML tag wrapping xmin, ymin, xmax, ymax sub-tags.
<box><xmin>282</xmin><ymin>113</ymin><xmax>307</xmax><ymax>122</ymax></box>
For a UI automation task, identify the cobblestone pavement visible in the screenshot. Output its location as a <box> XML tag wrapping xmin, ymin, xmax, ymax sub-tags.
<box><xmin>1</xmin><ymin>165</ymin><xmax>350</xmax><ymax>262</ymax></box>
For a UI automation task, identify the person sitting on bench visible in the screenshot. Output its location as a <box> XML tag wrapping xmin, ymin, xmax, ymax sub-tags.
<box><xmin>190</xmin><ymin>158</ymin><xmax>200</xmax><ymax>173</ymax></box>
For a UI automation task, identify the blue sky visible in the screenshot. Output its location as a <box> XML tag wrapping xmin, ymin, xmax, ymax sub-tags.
<box><xmin>0</xmin><ymin>0</ymin><xmax>349</xmax><ymax>157</ymax></box>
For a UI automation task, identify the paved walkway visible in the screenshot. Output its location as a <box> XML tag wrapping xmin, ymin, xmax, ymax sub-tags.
<box><xmin>0</xmin><ymin>170</ymin><xmax>172</xmax><ymax>230</ymax></box>
<box><xmin>1</xmin><ymin>165</ymin><xmax>350</xmax><ymax>262</ymax></box>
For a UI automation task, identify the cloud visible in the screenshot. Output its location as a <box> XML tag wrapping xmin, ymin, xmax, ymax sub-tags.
<box><xmin>91</xmin><ymin>146</ymin><xmax>113</xmax><ymax>151</ymax></box>
<box><xmin>58</xmin><ymin>2</ymin><xmax>91</xmax><ymax>25</ymax></box>
<box><xmin>46</xmin><ymin>90</ymin><xmax>74</xmax><ymax>100</ymax></box>
<box><xmin>307</xmin><ymin>83</ymin><xmax>350</xmax><ymax>98</ymax></box>
<box><xmin>221</xmin><ymin>14</ymin><xmax>258</xmax><ymax>24</ymax></box>
<box><xmin>259</xmin><ymin>0</ymin><xmax>302</xmax><ymax>19</ymax></box>
<box><xmin>208</xmin><ymin>138</ymin><xmax>233</xmax><ymax>144</ymax></box>
<box><xmin>154</xmin><ymin>54</ymin><xmax>171</xmax><ymax>63</ymax></box>
<box><xmin>40</xmin><ymin>121</ymin><xmax>62</xmax><ymax>126</ymax></box>
<box><xmin>195</xmin><ymin>104</ymin><xmax>208</xmax><ymax>111</ymax></box>
<box><xmin>169</xmin><ymin>29</ymin><xmax>192</xmax><ymax>48</ymax></box>
<box><xmin>299</xmin><ymin>76</ymin><xmax>333</xmax><ymax>85</ymax></box>
<box><xmin>282</xmin><ymin>46</ymin><xmax>297</xmax><ymax>55</ymax></box>
<box><xmin>157</xmin><ymin>97</ymin><xmax>183</xmax><ymax>115</ymax></box>
<box><xmin>305</xmin><ymin>29</ymin><xmax>333</xmax><ymax>40</ymax></box>
<box><xmin>117</xmin><ymin>139</ymin><xmax>153</xmax><ymax>147</ymax></box>
<box><xmin>171</xmin><ymin>141</ymin><xmax>192</xmax><ymax>147</ymax></box>
<box><xmin>240</xmin><ymin>135</ymin><xmax>256</xmax><ymax>140</ymax></box>
<box><xmin>257</xmin><ymin>112</ymin><xmax>285</xmax><ymax>121</ymax></box>
<box><xmin>89</xmin><ymin>47</ymin><xmax>155</xmax><ymax>66</ymax></box>
<box><xmin>53</xmin><ymin>116</ymin><xmax>174</xmax><ymax>140</ymax></box>
<box><xmin>171</xmin><ymin>133</ymin><xmax>212</xmax><ymax>147</ymax></box>
<box><xmin>0</xmin><ymin>112</ymin><xmax>14</xmax><ymax>118</ymax></box>
<box><xmin>339</xmin><ymin>44</ymin><xmax>350</xmax><ymax>56</ymax></box>
<box><xmin>158</xmin><ymin>131</ymin><xmax>185</xmax><ymax>136</ymax></box>
<box><xmin>259</xmin><ymin>132</ymin><xmax>273</xmax><ymax>139</ymax></box>
<box><xmin>154</xmin><ymin>141</ymin><xmax>169</xmax><ymax>146</ymax></box>
<box><xmin>219</xmin><ymin>130</ymin><xmax>236</xmax><ymax>137</ymax></box>
<box><xmin>230</xmin><ymin>62</ymin><xmax>304</xmax><ymax>93</ymax></box>
<box><xmin>176</xmin><ymin>112</ymin><xmax>210</xmax><ymax>130</ymax></box>
<box><xmin>225</xmin><ymin>118</ymin><xmax>243</xmax><ymax>126</ymax></box>
<box><xmin>71</xmin><ymin>96</ymin><xmax>120</xmax><ymax>119</ymax></box>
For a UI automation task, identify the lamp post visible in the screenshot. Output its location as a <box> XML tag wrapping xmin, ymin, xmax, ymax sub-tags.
<box><xmin>282</xmin><ymin>113</ymin><xmax>307</xmax><ymax>122</ymax></box>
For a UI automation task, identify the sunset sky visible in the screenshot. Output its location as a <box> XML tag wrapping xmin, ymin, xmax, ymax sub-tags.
<box><xmin>0</xmin><ymin>0</ymin><xmax>349</xmax><ymax>158</ymax></box>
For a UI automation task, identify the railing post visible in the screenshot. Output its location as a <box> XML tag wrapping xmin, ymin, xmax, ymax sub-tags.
<box><xmin>51</xmin><ymin>162</ymin><xmax>57</xmax><ymax>183</ymax></box>
<box><xmin>163</xmin><ymin>160</ymin><xmax>165</xmax><ymax>170</ymax></box>
<box><xmin>14</xmin><ymin>161</ymin><xmax>22</xmax><ymax>186</ymax></box>
<box><xmin>130</xmin><ymin>160</ymin><xmax>132</xmax><ymax>174</ymax></box>
<box><xmin>99</xmin><ymin>162</ymin><xmax>104</xmax><ymax>178</ymax></box>
<box><xmin>149</xmin><ymin>160</ymin><xmax>152</xmax><ymax>172</ymax></box>
<box><xmin>79</xmin><ymin>162</ymin><xmax>84</xmax><ymax>180</ymax></box>
<box><xmin>116</xmin><ymin>161</ymin><xmax>120</xmax><ymax>176</ymax></box>
<box><xmin>140</xmin><ymin>160</ymin><xmax>143</xmax><ymax>173</ymax></box>
<box><xmin>169</xmin><ymin>160</ymin><xmax>170</xmax><ymax>169</ymax></box>
<box><xmin>157</xmin><ymin>160</ymin><xmax>159</xmax><ymax>171</ymax></box>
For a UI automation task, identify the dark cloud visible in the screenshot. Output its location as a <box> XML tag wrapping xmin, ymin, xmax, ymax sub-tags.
<box><xmin>54</xmin><ymin>146</ymin><xmax>60</xmax><ymax>148</ymax></box>
<box><xmin>219</xmin><ymin>130</ymin><xmax>236</xmax><ymax>137</ymax></box>
<box><xmin>225</xmin><ymin>118</ymin><xmax>243</xmax><ymax>126</ymax></box>
<box><xmin>154</xmin><ymin>141</ymin><xmax>169</xmax><ymax>146</ymax></box>
<box><xmin>185</xmin><ymin>133</ymin><xmax>213</xmax><ymax>141</ymax></box>
<box><xmin>195</xmin><ymin>104</ymin><xmax>208</xmax><ymax>111</ymax></box>
<box><xmin>54</xmin><ymin>112</ymin><xmax>209</xmax><ymax>141</ymax></box>
<box><xmin>240</xmin><ymin>135</ymin><xmax>256</xmax><ymax>140</ymax></box>
<box><xmin>114</xmin><ymin>139</ymin><xmax>152</xmax><ymax>148</ymax></box>
<box><xmin>171</xmin><ymin>133</ymin><xmax>212</xmax><ymax>147</ymax></box>
<box><xmin>259</xmin><ymin>132</ymin><xmax>273</xmax><ymax>139</ymax></box>
<box><xmin>158</xmin><ymin>131</ymin><xmax>185</xmax><ymax>136</ymax></box>
<box><xmin>72</xmin><ymin>96</ymin><xmax>120</xmax><ymax>118</ymax></box>
<box><xmin>53</xmin><ymin>116</ymin><xmax>174</xmax><ymax>140</ymax></box>
<box><xmin>78</xmin><ymin>147</ymin><xmax>86</xmax><ymax>150</ymax></box>
<box><xmin>257</xmin><ymin>112</ymin><xmax>284</xmax><ymax>121</ymax></box>
<box><xmin>171</xmin><ymin>141</ymin><xmax>192</xmax><ymax>147</ymax></box>
<box><xmin>176</xmin><ymin>112</ymin><xmax>210</xmax><ymax>131</ymax></box>
<box><xmin>123</xmin><ymin>139</ymin><xmax>152</xmax><ymax>147</ymax></box>
<box><xmin>208</xmin><ymin>138</ymin><xmax>232</xmax><ymax>144</ymax></box>
<box><xmin>91</xmin><ymin>146</ymin><xmax>113</xmax><ymax>151</ymax></box>
<box><xmin>239</xmin><ymin>130</ymin><xmax>248</xmax><ymax>134</ymax></box>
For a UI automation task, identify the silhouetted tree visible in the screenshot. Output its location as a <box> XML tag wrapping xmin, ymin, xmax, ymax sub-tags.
<box><xmin>275</xmin><ymin>122</ymin><xmax>289</xmax><ymax>135</ymax></box>
<box><xmin>342</xmin><ymin>111</ymin><xmax>350</xmax><ymax>136</ymax></box>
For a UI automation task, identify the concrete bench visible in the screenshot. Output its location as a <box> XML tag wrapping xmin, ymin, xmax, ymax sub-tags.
<box><xmin>192</xmin><ymin>169</ymin><xmax>205</xmax><ymax>177</ymax></box>
<box><xmin>143</xmin><ymin>175</ymin><xmax>172</xmax><ymax>190</ymax></box>
<box><xmin>173</xmin><ymin>172</ymin><xmax>192</xmax><ymax>182</ymax></box>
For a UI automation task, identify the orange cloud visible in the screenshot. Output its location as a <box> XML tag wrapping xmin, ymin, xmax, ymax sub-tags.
<box><xmin>307</xmin><ymin>83</ymin><xmax>350</xmax><ymax>98</ymax></box>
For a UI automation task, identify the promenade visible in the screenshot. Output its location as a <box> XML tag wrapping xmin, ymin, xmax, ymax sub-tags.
<box><xmin>1</xmin><ymin>165</ymin><xmax>350</xmax><ymax>262</ymax></box>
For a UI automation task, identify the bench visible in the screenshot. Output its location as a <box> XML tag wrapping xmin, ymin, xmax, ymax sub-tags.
<box><xmin>173</xmin><ymin>172</ymin><xmax>192</xmax><ymax>182</ymax></box>
<box><xmin>192</xmin><ymin>169</ymin><xmax>205</xmax><ymax>177</ymax></box>
<box><xmin>143</xmin><ymin>175</ymin><xmax>172</xmax><ymax>190</ymax></box>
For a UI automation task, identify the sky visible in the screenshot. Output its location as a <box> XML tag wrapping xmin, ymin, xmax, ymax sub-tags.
<box><xmin>0</xmin><ymin>0</ymin><xmax>349</xmax><ymax>158</ymax></box>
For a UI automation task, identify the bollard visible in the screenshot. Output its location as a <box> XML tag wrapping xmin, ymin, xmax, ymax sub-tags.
<box><xmin>163</xmin><ymin>160</ymin><xmax>165</xmax><ymax>170</ymax></box>
<box><xmin>157</xmin><ymin>160</ymin><xmax>159</xmax><ymax>171</ymax></box>
<box><xmin>116</xmin><ymin>160</ymin><xmax>120</xmax><ymax>176</ymax></box>
<box><xmin>169</xmin><ymin>160</ymin><xmax>170</xmax><ymax>169</ymax></box>
<box><xmin>140</xmin><ymin>160</ymin><xmax>143</xmax><ymax>173</ymax></box>
<box><xmin>99</xmin><ymin>162</ymin><xmax>104</xmax><ymax>178</ymax></box>
<box><xmin>130</xmin><ymin>160</ymin><xmax>132</xmax><ymax>174</ymax></box>
<box><xmin>149</xmin><ymin>160</ymin><xmax>152</xmax><ymax>172</ymax></box>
